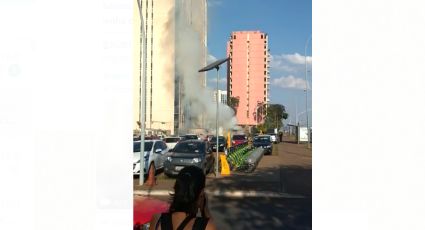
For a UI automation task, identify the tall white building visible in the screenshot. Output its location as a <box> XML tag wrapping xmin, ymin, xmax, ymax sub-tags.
<box><xmin>133</xmin><ymin>0</ymin><xmax>207</xmax><ymax>135</ymax></box>
<box><xmin>213</xmin><ymin>90</ymin><xmax>227</xmax><ymax>105</ymax></box>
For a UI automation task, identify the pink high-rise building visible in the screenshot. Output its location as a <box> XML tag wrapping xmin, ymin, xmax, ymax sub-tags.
<box><xmin>227</xmin><ymin>31</ymin><xmax>270</xmax><ymax>127</ymax></box>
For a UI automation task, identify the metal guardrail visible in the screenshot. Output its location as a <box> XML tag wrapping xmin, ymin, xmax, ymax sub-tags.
<box><xmin>241</xmin><ymin>147</ymin><xmax>265</xmax><ymax>172</ymax></box>
<box><xmin>226</xmin><ymin>145</ymin><xmax>265</xmax><ymax>173</ymax></box>
<box><xmin>226</xmin><ymin>143</ymin><xmax>252</xmax><ymax>170</ymax></box>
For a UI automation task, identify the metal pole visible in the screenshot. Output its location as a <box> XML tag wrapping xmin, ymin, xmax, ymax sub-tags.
<box><xmin>305</xmin><ymin>35</ymin><xmax>311</xmax><ymax>149</ymax></box>
<box><xmin>137</xmin><ymin>0</ymin><xmax>147</xmax><ymax>185</ymax></box>
<box><xmin>297</xmin><ymin>122</ymin><xmax>300</xmax><ymax>144</ymax></box>
<box><xmin>295</xmin><ymin>102</ymin><xmax>298</xmax><ymax>124</ymax></box>
<box><xmin>215</xmin><ymin>67</ymin><xmax>220</xmax><ymax>177</ymax></box>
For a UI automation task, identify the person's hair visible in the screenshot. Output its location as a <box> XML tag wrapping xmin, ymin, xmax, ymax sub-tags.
<box><xmin>169</xmin><ymin>166</ymin><xmax>206</xmax><ymax>216</ymax></box>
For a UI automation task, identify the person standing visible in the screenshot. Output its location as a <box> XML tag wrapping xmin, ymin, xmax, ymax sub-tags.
<box><xmin>149</xmin><ymin>166</ymin><xmax>217</xmax><ymax>230</ymax></box>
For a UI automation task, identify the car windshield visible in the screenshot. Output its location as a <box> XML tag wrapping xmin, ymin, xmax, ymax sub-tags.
<box><xmin>211</xmin><ymin>137</ymin><xmax>225</xmax><ymax>142</ymax></box>
<box><xmin>133</xmin><ymin>142</ymin><xmax>153</xmax><ymax>152</ymax></box>
<box><xmin>164</xmin><ymin>138</ymin><xmax>180</xmax><ymax>143</ymax></box>
<box><xmin>233</xmin><ymin>135</ymin><xmax>245</xmax><ymax>140</ymax></box>
<box><xmin>254</xmin><ymin>136</ymin><xmax>271</xmax><ymax>142</ymax></box>
<box><xmin>174</xmin><ymin>142</ymin><xmax>205</xmax><ymax>154</ymax></box>
<box><xmin>184</xmin><ymin>135</ymin><xmax>198</xmax><ymax>140</ymax></box>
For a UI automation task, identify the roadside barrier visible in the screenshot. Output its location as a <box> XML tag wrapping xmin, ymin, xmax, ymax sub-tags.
<box><xmin>226</xmin><ymin>143</ymin><xmax>253</xmax><ymax>170</ymax></box>
<box><xmin>220</xmin><ymin>154</ymin><xmax>231</xmax><ymax>176</ymax></box>
<box><xmin>241</xmin><ymin>147</ymin><xmax>265</xmax><ymax>172</ymax></box>
<box><xmin>225</xmin><ymin>144</ymin><xmax>266</xmax><ymax>173</ymax></box>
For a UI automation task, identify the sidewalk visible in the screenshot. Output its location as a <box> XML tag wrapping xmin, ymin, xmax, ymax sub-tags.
<box><xmin>134</xmin><ymin>139</ymin><xmax>312</xmax><ymax>198</ymax></box>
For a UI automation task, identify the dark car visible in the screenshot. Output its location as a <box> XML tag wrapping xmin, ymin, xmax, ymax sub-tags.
<box><xmin>253</xmin><ymin>135</ymin><xmax>273</xmax><ymax>155</ymax></box>
<box><xmin>181</xmin><ymin>134</ymin><xmax>199</xmax><ymax>141</ymax></box>
<box><xmin>210</xmin><ymin>136</ymin><xmax>226</xmax><ymax>152</ymax></box>
<box><xmin>164</xmin><ymin>140</ymin><xmax>214</xmax><ymax>176</ymax></box>
<box><xmin>232</xmin><ymin>134</ymin><xmax>247</xmax><ymax>146</ymax></box>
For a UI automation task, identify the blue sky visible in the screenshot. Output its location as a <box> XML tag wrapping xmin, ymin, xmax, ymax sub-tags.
<box><xmin>205</xmin><ymin>0</ymin><xmax>312</xmax><ymax>126</ymax></box>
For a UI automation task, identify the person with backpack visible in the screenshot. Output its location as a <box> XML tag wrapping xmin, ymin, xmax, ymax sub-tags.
<box><xmin>149</xmin><ymin>166</ymin><xmax>217</xmax><ymax>230</ymax></box>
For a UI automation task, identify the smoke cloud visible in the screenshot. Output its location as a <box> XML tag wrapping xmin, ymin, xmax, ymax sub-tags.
<box><xmin>174</xmin><ymin>0</ymin><xmax>238</xmax><ymax>135</ymax></box>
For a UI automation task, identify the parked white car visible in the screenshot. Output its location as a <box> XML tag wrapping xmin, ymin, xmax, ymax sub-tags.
<box><xmin>267</xmin><ymin>133</ymin><xmax>278</xmax><ymax>143</ymax></box>
<box><xmin>133</xmin><ymin>140</ymin><xmax>168</xmax><ymax>175</ymax></box>
<box><xmin>163</xmin><ymin>136</ymin><xmax>181</xmax><ymax>150</ymax></box>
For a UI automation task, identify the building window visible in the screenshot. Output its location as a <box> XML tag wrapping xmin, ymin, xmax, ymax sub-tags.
<box><xmin>264</xmin><ymin>71</ymin><xmax>267</xmax><ymax>75</ymax></box>
<box><xmin>261</xmin><ymin>34</ymin><xmax>263</xmax><ymax>39</ymax></box>
<box><xmin>246</xmin><ymin>111</ymin><xmax>249</xmax><ymax>118</ymax></box>
<box><xmin>233</xmin><ymin>35</ymin><xmax>236</xmax><ymax>39</ymax></box>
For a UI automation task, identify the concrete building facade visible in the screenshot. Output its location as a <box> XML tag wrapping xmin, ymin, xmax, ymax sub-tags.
<box><xmin>227</xmin><ymin>31</ymin><xmax>270</xmax><ymax>126</ymax></box>
<box><xmin>133</xmin><ymin>0</ymin><xmax>207</xmax><ymax>135</ymax></box>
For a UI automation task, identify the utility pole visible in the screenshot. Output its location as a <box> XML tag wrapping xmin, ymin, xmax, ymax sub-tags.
<box><xmin>305</xmin><ymin>35</ymin><xmax>311</xmax><ymax>149</ymax></box>
<box><xmin>199</xmin><ymin>58</ymin><xmax>229</xmax><ymax>178</ymax></box>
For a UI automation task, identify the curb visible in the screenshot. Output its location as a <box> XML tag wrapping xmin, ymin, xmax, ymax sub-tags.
<box><xmin>134</xmin><ymin>189</ymin><xmax>305</xmax><ymax>199</ymax></box>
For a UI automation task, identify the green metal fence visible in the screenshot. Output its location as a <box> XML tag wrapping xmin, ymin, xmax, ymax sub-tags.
<box><xmin>226</xmin><ymin>143</ymin><xmax>253</xmax><ymax>170</ymax></box>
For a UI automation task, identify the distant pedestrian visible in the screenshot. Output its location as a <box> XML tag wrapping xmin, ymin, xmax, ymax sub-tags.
<box><xmin>279</xmin><ymin>132</ymin><xmax>283</xmax><ymax>142</ymax></box>
<box><xmin>149</xmin><ymin>166</ymin><xmax>217</xmax><ymax>230</ymax></box>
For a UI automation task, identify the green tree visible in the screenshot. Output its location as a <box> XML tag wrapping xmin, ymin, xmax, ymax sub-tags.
<box><xmin>264</xmin><ymin>104</ymin><xmax>288</xmax><ymax>131</ymax></box>
<box><xmin>255</xmin><ymin>123</ymin><xmax>267</xmax><ymax>134</ymax></box>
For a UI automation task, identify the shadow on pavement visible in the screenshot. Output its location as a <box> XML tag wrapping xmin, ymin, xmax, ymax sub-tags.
<box><xmin>206</xmin><ymin>163</ymin><xmax>312</xmax><ymax>197</ymax></box>
<box><xmin>282</xmin><ymin>166</ymin><xmax>312</xmax><ymax>197</ymax></box>
<box><xmin>209</xmin><ymin>196</ymin><xmax>312</xmax><ymax>230</ymax></box>
<box><xmin>206</xmin><ymin>163</ymin><xmax>312</xmax><ymax>230</ymax></box>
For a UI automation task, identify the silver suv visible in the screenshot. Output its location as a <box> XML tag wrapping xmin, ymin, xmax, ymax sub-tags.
<box><xmin>133</xmin><ymin>140</ymin><xmax>169</xmax><ymax>175</ymax></box>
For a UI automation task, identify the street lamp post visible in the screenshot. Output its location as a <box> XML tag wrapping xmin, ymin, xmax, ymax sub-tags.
<box><xmin>305</xmin><ymin>35</ymin><xmax>311</xmax><ymax>149</ymax></box>
<box><xmin>137</xmin><ymin>0</ymin><xmax>147</xmax><ymax>185</ymax></box>
<box><xmin>199</xmin><ymin>58</ymin><xmax>229</xmax><ymax>178</ymax></box>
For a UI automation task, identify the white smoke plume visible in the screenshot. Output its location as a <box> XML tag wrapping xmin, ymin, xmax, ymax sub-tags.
<box><xmin>174</xmin><ymin>0</ymin><xmax>237</xmax><ymax>135</ymax></box>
